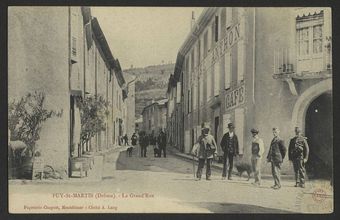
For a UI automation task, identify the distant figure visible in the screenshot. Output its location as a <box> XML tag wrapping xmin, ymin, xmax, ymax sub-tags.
<box><xmin>140</xmin><ymin>132</ymin><xmax>149</xmax><ymax>157</ymax></box>
<box><xmin>149</xmin><ymin>132</ymin><xmax>157</xmax><ymax>157</ymax></box>
<box><xmin>131</xmin><ymin>133</ymin><xmax>138</xmax><ymax>146</ymax></box>
<box><xmin>123</xmin><ymin>134</ymin><xmax>129</xmax><ymax>146</ymax></box>
<box><xmin>157</xmin><ymin>129</ymin><xmax>167</xmax><ymax>158</ymax></box>
<box><xmin>288</xmin><ymin>127</ymin><xmax>309</xmax><ymax>188</ymax></box>
<box><xmin>267</xmin><ymin>127</ymin><xmax>287</xmax><ymax>190</ymax></box>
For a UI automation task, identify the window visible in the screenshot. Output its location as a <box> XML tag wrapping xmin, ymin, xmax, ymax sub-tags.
<box><xmin>237</xmin><ymin>40</ymin><xmax>245</xmax><ymax>83</ymax></box>
<box><xmin>206</xmin><ymin>71</ymin><xmax>212</xmax><ymax>101</ymax></box>
<box><xmin>215</xmin><ymin>15</ymin><xmax>219</xmax><ymax>42</ymax></box>
<box><xmin>199</xmin><ymin>77</ymin><xmax>203</xmax><ymax>105</ymax></box>
<box><xmin>203</xmin><ymin>31</ymin><xmax>208</xmax><ymax>58</ymax></box>
<box><xmin>225</xmin><ymin>52</ymin><xmax>231</xmax><ymax>89</ymax></box>
<box><xmin>296</xmin><ymin>12</ymin><xmax>324</xmax><ymax>57</ymax></box>
<box><xmin>214</xmin><ymin>61</ymin><xmax>220</xmax><ymax>96</ymax></box>
<box><xmin>313</xmin><ymin>25</ymin><xmax>323</xmax><ymax>54</ymax></box>
<box><xmin>187</xmin><ymin>90</ymin><xmax>191</xmax><ymax>113</ymax></box>
<box><xmin>297</xmin><ymin>27</ymin><xmax>309</xmax><ymax>55</ymax></box>
<box><xmin>70</xmin><ymin>7</ymin><xmax>78</xmax><ymax>63</ymax></box>
<box><xmin>191</xmin><ymin>50</ymin><xmax>195</xmax><ymax>73</ymax></box>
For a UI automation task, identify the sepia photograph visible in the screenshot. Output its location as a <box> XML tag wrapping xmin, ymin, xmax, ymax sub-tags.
<box><xmin>7</xmin><ymin>6</ymin><xmax>333</xmax><ymax>213</ymax></box>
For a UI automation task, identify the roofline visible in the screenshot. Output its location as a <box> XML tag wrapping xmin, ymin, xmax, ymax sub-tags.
<box><xmin>178</xmin><ymin>7</ymin><xmax>218</xmax><ymax>56</ymax></box>
<box><xmin>91</xmin><ymin>17</ymin><xmax>126</xmax><ymax>88</ymax></box>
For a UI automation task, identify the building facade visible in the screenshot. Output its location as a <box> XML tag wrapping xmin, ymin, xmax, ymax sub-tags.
<box><xmin>124</xmin><ymin>73</ymin><xmax>137</xmax><ymax>138</ymax></box>
<box><xmin>169</xmin><ymin>7</ymin><xmax>332</xmax><ymax>177</ymax></box>
<box><xmin>8</xmin><ymin>6</ymin><xmax>127</xmax><ymax>177</ymax></box>
<box><xmin>141</xmin><ymin>99</ymin><xmax>168</xmax><ymax>135</ymax></box>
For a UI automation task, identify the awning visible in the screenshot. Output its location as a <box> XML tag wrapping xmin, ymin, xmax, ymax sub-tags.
<box><xmin>295</xmin><ymin>7</ymin><xmax>324</xmax><ymax>18</ymax></box>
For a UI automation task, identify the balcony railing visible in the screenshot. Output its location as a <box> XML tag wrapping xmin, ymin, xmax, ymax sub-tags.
<box><xmin>273</xmin><ymin>48</ymin><xmax>296</xmax><ymax>75</ymax></box>
<box><xmin>273</xmin><ymin>44</ymin><xmax>332</xmax><ymax>80</ymax></box>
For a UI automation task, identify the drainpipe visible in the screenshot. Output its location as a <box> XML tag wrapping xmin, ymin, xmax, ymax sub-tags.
<box><xmin>252</xmin><ymin>8</ymin><xmax>256</xmax><ymax>105</ymax></box>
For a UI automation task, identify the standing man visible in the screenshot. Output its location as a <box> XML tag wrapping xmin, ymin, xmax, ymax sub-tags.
<box><xmin>192</xmin><ymin>123</ymin><xmax>217</xmax><ymax>181</ymax></box>
<box><xmin>288</xmin><ymin>127</ymin><xmax>310</xmax><ymax>188</ymax></box>
<box><xmin>267</xmin><ymin>127</ymin><xmax>287</xmax><ymax>190</ymax></box>
<box><xmin>140</xmin><ymin>131</ymin><xmax>149</xmax><ymax>157</ymax></box>
<box><xmin>158</xmin><ymin>129</ymin><xmax>167</xmax><ymax>158</ymax></box>
<box><xmin>131</xmin><ymin>132</ymin><xmax>138</xmax><ymax>147</ymax></box>
<box><xmin>250</xmin><ymin>128</ymin><xmax>265</xmax><ymax>186</ymax></box>
<box><xmin>220</xmin><ymin>123</ymin><xmax>239</xmax><ymax>180</ymax></box>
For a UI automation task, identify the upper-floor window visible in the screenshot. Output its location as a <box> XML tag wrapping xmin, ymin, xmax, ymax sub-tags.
<box><xmin>215</xmin><ymin>15</ymin><xmax>219</xmax><ymax>42</ymax></box>
<box><xmin>203</xmin><ymin>31</ymin><xmax>208</xmax><ymax>58</ymax></box>
<box><xmin>296</xmin><ymin>11</ymin><xmax>324</xmax><ymax>57</ymax></box>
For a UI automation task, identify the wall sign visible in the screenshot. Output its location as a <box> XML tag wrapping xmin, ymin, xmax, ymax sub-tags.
<box><xmin>225</xmin><ymin>84</ymin><xmax>245</xmax><ymax>110</ymax></box>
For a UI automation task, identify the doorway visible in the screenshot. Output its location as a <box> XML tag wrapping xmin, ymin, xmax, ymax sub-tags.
<box><xmin>214</xmin><ymin>116</ymin><xmax>219</xmax><ymax>144</ymax></box>
<box><xmin>305</xmin><ymin>91</ymin><xmax>332</xmax><ymax>179</ymax></box>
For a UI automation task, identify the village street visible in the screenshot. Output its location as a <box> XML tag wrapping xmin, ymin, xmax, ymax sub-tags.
<box><xmin>9</xmin><ymin>146</ymin><xmax>333</xmax><ymax>214</ymax></box>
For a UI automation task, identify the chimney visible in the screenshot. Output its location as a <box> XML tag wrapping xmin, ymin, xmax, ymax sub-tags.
<box><xmin>191</xmin><ymin>11</ymin><xmax>195</xmax><ymax>30</ymax></box>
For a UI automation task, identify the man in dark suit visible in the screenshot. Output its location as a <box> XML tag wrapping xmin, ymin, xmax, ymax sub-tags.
<box><xmin>288</xmin><ymin>127</ymin><xmax>309</xmax><ymax>188</ymax></box>
<box><xmin>267</xmin><ymin>127</ymin><xmax>287</xmax><ymax>189</ymax></box>
<box><xmin>220</xmin><ymin>123</ymin><xmax>239</xmax><ymax>180</ymax></box>
<box><xmin>157</xmin><ymin>129</ymin><xmax>167</xmax><ymax>158</ymax></box>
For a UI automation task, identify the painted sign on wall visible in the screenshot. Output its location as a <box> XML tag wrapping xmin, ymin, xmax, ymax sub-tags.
<box><xmin>225</xmin><ymin>84</ymin><xmax>245</xmax><ymax>110</ymax></box>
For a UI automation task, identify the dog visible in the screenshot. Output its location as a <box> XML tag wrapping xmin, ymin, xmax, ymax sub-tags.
<box><xmin>126</xmin><ymin>146</ymin><xmax>133</xmax><ymax>157</ymax></box>
<box><xmin>154</xmin><ymin>147</ymin><xmax>160</xmax><ymax>157</ymax></box>
<box><xmin>235</xmin><ymin>162</ymin><xmax>253</xmax><ymax>181</ymax></box>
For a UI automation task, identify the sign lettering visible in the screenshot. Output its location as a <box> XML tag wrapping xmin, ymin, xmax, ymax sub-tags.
<box><xmin>225</xmin><ymin>85</ymin><xmax>245</xmax><ymax>110</ymax></box>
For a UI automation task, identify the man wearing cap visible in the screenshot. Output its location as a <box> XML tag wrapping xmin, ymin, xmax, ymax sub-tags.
<box><xmin>250</xmin><ymin>128</ymin><xmax>265</xmax><ymax>186</ymax></box>
<box><xmin>192</xmin><ymin>123</ymin><xmax>218</xmax><ymax>181</ymax></box>
<box><xmin>288</xmin><ymin>127</ymin><xmax>309</xmax><ymax>188</ymax></box>
<box><xmin>220</xmin><ymin>123</ymin><xmax>239</xmax><ymax>180</ymax></box>
<box><xmin>267</xmin><ymin>127</ymin><xmax>287</xmax><ymax>190</ymax></box>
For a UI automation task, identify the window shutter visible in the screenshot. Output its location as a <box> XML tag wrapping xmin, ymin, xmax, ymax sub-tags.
<box><xmin>199</xmin><ymin>76</ymin><xmax>204</xmax><ymax>105</ymax></box>
<box><xmin>206</xmin><ymin>70</ymin><xmax>212</xmax><ymax>101</ymax></box>
<box><xmin>237</xmin><ymin>40</ymin><xmax>245</xmax><ymax>83</ymax></box>
<box><xmin>176</xmin><ymin>82</ymin><xmax>181</xmax><ymax>103</ymax></box>
<box><xmin>214</xmin><ymin>61</ymin><xmax>220</xmax><ymax>96</ymax></box>
<box><xmin>70</xmin><ymin>7</ymin><xmax>78</xmax><ymax>63</ymax></box>
<box><xmin>215</xmin><ymin>15</ymin><xmax>219</xmax><ymax>42</ymax></box>
<box><xmin>207</xmin><ymin>26</ymin><xmax>212</xmax><ymax>52</ymax></box>
<box><xmin>225</xmin><ymin>52</ymin><xmax>231</xmax><ymax>89</ymax></box>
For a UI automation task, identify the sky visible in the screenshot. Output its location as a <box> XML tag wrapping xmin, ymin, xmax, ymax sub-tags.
<box><xmin>91</xmin><ymin>7</ymin><xmax>204</xmax><ymax>70</ymax></box>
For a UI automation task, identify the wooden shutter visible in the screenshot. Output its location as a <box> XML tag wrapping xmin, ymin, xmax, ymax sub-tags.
<box><xmin>225</xmin><ymin>52</ymin><xmax>231</xmax><ymax>89</ymax></box>
<box><xmin>70</xmin><ymin>7</ymin><xmax>78</xmax><ymax>63</ymax></box>
<box><xmin>214</xmin><ymin>61</ymin><xmax>220</xmax><ymax>96</ymax></box>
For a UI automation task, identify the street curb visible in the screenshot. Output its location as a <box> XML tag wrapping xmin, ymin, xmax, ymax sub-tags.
<box><xmin>169</xmin><ymin>147</ymin><xmax>295</xmax><ymax>180</ymax></box>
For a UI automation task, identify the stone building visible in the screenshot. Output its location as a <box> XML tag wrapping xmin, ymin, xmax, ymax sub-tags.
<box><xmin>141</xmin><ymin>99</ymin><xmax>168</xmax><ymax>135</ymax></box>
<box><xmin>168</xmin><ymin>7</ymin><xmax>332</xmax><ymax>177</ymax></box>
<box><xmin>8</xmin><ymin>6</ymin><xmax>127</xmax><ymax>177</ymax></box>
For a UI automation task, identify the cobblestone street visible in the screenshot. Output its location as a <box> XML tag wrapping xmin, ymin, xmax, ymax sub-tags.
<box><xmin>9</xmin><ymin>145</ymin><xmax>333</xmax><ymax>213</ymax></box>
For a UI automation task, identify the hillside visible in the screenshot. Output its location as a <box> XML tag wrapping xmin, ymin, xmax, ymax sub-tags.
<box><xmin>124</xmin><ymin>63</ymin><xmax>175</xmax><ymax>118</ymax></box>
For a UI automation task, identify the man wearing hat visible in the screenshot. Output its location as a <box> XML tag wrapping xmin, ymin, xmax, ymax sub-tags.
<box><xmin>220</xmin><ymin>122</ymin><xmax>239</xmax><ymax>180</ymax></box>
<box><xmin>288</xmin><ymin>127</ymin><xmax>309</xmax><ymax>188</ymax></box>
<box><xmin>267</xmin><ymin>127</ymin><xmax>287</xmax><ymax>190</ymax></box>
<box><xmin>192</xmin><ymin>123</ymin><xmax>218</xmax><ymax>180</ymax></box>
<box><xmin>250</xmin><ymin>128</ymin><xmax>265</xmax><ymax>186</ymax></box>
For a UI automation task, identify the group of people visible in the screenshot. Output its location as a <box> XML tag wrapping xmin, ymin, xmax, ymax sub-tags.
<box><xmin>192</xmin><ymin>122</ymin><xmax>309</xmax><ymax>190</ymax></box>
<box><xmin>138</xmin><ymin>130</ymin><xmax>167</xmax><ymax>158</ymax></box>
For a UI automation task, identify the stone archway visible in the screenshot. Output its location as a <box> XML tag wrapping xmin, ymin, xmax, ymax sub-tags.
<box><xmin>291</xmin><ymin>78</ymin><xmax>332</xmax><ymax>132</ymax></box>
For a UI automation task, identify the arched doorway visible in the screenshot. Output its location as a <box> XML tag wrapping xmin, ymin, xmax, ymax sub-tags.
<box><xmin>305</xmin><ymin>91</ymin><xmax>332</xmax><ymax>179</ymax></box>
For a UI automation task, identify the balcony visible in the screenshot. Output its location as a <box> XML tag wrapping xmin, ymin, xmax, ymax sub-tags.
<box><xmin>273</xmin><ymin>43</ymin><xmax>332</xmax><ymax>95</ymax></box>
